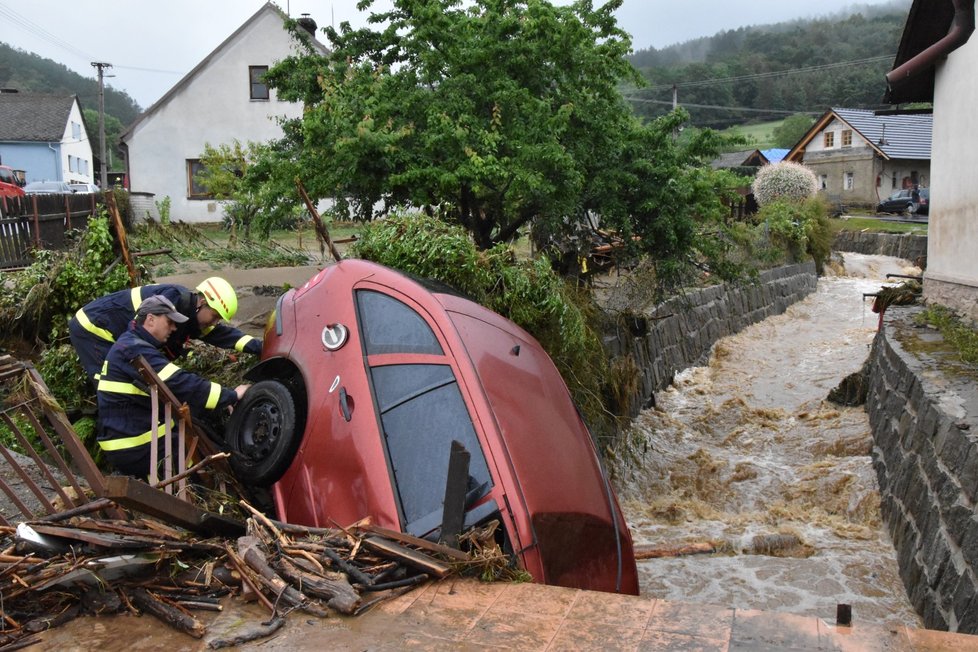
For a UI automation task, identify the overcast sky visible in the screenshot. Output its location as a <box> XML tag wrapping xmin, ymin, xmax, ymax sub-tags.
<box><xmin>0</xmin><ymin>0</ymin><xmax>907</xmax><ymax>109</ymax></box>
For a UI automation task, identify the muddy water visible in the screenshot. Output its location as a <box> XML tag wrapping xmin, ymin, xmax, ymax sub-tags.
<box><xmin>614</xmin><ymin>252</ymin><xmax>924</xmax><ymax>628</ymax></box>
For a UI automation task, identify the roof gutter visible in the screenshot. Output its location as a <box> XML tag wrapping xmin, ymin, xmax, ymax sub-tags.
<box><xmin>886</xmin><ymin>0</ymin><xmax>975</xmax><ymax>96</ymax></box>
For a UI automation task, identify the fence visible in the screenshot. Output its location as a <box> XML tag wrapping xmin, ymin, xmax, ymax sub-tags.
<box><xmin>0</xmin><ymin>193</ymin><xmax>101</xmax><ymax>269</ymax></box>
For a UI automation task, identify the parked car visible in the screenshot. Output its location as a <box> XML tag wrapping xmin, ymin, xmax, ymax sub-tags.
<box><xmin>227</xmin><ymin>259</ymin><xmax>639</xmax><ymax>595</ymax></box>
<box><xmin>877</xmin><ymin>188</ymin><xmax>929</xmax><ymax>216</ymax></box>
<box><xmin>68</xmin><ymin>183</ymin><xmax>100</xmax><ymax>194</ymax></box>
<box><xmin>0</xmin><ymin>165</ymin><xmax>25</xmax><ymax>199</ymax></box>
<box><xmin>23</xmin><ymin>181</ymin><xmax>73</xmax><ymax>194</ymax></box>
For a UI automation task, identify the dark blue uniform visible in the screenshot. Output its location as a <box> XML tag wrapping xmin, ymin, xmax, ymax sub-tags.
<box><xmin>69</xmin><ymin>284</ymin><xmax>261</xmax><ymax>382</ymax></box>
<box><xmin>97</xmin><ymin>321</ymin><xmax>239</xmax><ymax>479</ymax></box>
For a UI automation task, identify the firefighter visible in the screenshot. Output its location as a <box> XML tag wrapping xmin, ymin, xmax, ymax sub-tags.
<box><xmin>69</xmin><ymin>276</ymin><xmax>262</xmax><ymax>383</ymax></box>
<box><xmin>96</xmin><ymin>295</ymin><xmax>250</xmax><ymax>479</ymax></box>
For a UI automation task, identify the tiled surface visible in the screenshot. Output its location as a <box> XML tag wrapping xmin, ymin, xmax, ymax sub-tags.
<box><xmin>374</xmin><ymin>579</ymin><xmax>978</xmax><ymax>651</ymax></box>
<box><xmin>29</xmin><ymin>577</ymin><xmax>978</xmax><ymax>650</ymax></box>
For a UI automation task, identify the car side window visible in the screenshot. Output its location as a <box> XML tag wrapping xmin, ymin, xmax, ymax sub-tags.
<box><xmin>370</xmin><ymin>363</ymin><xmax>492</xmax><ymax>533</ymax></box>
<box><xmin>357</xmin><ymin>290</ymin><xmax>443</xmax><ymax>355</ymax></box>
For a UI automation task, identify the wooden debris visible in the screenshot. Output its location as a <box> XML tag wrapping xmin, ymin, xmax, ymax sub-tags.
<box><xmin>633</xmin><ymin>542</ymin><xmax>717</xmax><ymax>559</ymax></box>
<box><xmin>131</xmin><ymin>587</ymin><xmax>206</xmax><ymax>639</ymax></box>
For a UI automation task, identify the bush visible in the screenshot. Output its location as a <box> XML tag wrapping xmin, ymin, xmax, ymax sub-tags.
<box><xmin>751</xmin><ymin>161</ymin><xmax>819</xmax><ymax>206</ymax></box>
<box><xmin>755</xmin><ymin>196</ymin><xmax>832</xmax><ymax>273</ymax></box>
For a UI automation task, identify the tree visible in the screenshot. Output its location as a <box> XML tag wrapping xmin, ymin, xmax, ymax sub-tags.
<box><xmin>82</xmin><ymin>108</ymin><xmax>125</xmax><ymax>172</ymax></box>
<box><xmin>264</xmin><ymin>0</ymin><xmax>644</xmax><ymax>250</ymax></box>
<box><xmin>259</xmin><ymin>0</ymin><xmax>745</xmax><ymax>289</ymax></box>
<box><xmin>772</xmin><ymin>113</ymin><xmax>814</xmax><ymax>149</ymax></box>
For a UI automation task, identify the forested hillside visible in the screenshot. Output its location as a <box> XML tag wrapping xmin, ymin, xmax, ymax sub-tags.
<box><xmin>627</xmin><ymin>3</ymin><xmax>911</xmax><ymax>129</ymax></box>
<box><xmin>0</xmin><ymin>42</ymin><xmax>141</xmax><ymax>125</ymax></box>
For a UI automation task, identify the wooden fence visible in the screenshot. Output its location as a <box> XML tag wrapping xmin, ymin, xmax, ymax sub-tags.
<box><xmin>0</xmin><ymin>193</ymin><xmax>100</xmax><ymax>269</ymax></box>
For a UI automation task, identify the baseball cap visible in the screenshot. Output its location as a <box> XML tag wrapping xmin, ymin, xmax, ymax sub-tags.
<box><xmin>137</xmin><ymin>295</ymin><xmax>189</xmax><ymax>323</ymax></box>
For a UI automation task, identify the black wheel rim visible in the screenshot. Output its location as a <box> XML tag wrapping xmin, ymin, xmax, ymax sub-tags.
<box><xmin>238</xmin><ymin>399</ymin><xmax>283</xmax><ymax>461</ymax></box>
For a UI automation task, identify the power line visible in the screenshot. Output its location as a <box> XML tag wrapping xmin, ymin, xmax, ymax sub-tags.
<box><xmin>626</xmin><ymin>96</ymin><xmax>821</xmax><ymax>116</ymax></box>
<box><xmin>633</xmin><ymin>54</ymin><xmax>895</xmax><ymax>93</ymax></box>
<box><xmin>0</xmin><ymin>2</ymin><xmax>100</xmax><ymax>65</ymax></box>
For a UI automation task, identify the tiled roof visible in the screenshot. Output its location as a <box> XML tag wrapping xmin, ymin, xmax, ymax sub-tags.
<box><xmin>0</xmin><ymin>93</ymin><xmax>76</xmax><ymax>141</ymax></box>
<box><xmin>832</xmin><ymin>107</ymin><xmax>931</xmax><ymax>160</ymax></box>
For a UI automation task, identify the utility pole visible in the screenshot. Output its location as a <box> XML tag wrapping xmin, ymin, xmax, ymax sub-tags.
<box><xmin>91</xmin><ymin>62</ymin><xmax>112</xmax><ymax>188</ymax></box>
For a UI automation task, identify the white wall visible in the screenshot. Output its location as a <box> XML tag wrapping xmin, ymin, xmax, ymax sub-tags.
<box><xmin>125</xmin><ymin>8</ymin><xmax>306</xmax><ymax>222</ymax></box>
<box><xmin>924</xmin><ymin>34</ymin><xmax>978</xmax><ymax>320</ymax></box>
<box><xmin>60</xmin><ymin>100</ymin><xmax>94</xmax><ymax>184</ymax></box>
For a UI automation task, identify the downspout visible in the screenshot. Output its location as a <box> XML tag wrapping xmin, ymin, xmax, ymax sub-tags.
<box><xmin>886</xmin><ymin>0</ymin><xmax>975</xmax><ymax>94</ymax></box>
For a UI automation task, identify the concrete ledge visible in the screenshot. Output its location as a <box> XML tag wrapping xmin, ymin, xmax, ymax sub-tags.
<box><xmin>866</xmin><ymin>304</ymin><xmax>978</xmax><ymax>633</ymax></box>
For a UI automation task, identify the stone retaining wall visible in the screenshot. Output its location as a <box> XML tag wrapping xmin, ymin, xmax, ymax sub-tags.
<box><xmin>866</xmin><ymin>305</ymin><xmax>978</xmax><ymax>633</ymax></box>
<box><xmin>833</xmin><ymin>231</ymin><xmax>928</xmax><ymax>262</ymax></box>
<box><xmin>603</xmin><ymin>262</ymin><xmax>818</xmax><ymax>417</ymax></box>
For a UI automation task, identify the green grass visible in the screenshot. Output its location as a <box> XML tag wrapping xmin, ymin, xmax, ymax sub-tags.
<box><xmin>829</xmin><ymin>216</ymin><xmax>928</xmax><ymax>235</ymax></box>
<box><xmin>914</xmin><ymin>305</ymin><xmax>978</xmax><ymax>367</ymax></box>
<box><xmin>722</xmin><ymin>119</ymin><xmax>784</xmax><ymax>150</ymax></box>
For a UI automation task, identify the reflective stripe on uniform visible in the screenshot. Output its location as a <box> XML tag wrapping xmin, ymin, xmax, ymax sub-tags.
<box><xmin>97</xmin><ymin>379</ymin><xmax>149</xmax><ymax>397</ymax></box>
<box><xmin>74</xmin><ymin>309</ymin><xmax>115</xmax><ymax>343</ymax></box>
<box><xmin>98</xmin><ymin>423</ymin><xmax>168</xmax><ymax>451</ymax></box>
<box><xmin>158</xmin><ymin>363</ymin><xmax>181</xmax><ymax>381</ymax></box>
<box><xmin>130</xmin><ymin>287</ymin><xmax>143</xmax><ymax>311</ymax></box>
<box><xmin>201</xmin><ymin>324</ymin><xmax>215</xmax><ymax>336</ymax></box>
<box><xmin>205</xmin><ymin>382</ymin><xmax>221</xmax><ymax>409</ymax></box>
<box><xmin>234</xmin><ymin>335</ymin><xmax>254</xmax><ymax>352</ymax></box>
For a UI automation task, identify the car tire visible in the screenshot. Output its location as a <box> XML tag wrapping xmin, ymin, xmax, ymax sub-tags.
<box><xmin>225</xmin><ymin>380</ymin><xmax>299</xmax><ymax>486</ymax></box>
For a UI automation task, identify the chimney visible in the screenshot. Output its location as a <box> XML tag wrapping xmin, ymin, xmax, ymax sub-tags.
<box><xmin>296</xmin><ymin>13</ymin><xmax>317</xmax><ymax>37</ymax></box>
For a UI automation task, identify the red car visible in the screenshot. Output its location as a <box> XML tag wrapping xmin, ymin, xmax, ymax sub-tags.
<box><xmin>228</xmin><ymin>259</ymin><xmax>638</xmax><ymax>594</ymax></box>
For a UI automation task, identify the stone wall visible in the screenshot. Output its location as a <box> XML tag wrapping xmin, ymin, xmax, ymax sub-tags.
<box><xmin>833</xmin><ymin>231</ymin><xmax>928</xmax><ymax>263</ymax></box>
<box><xmin>865</xmin><ymin>305</ymin><xmax>978</xmax><ymax>633</ymax></box>
<box><xmin>603</xmin><ymin>262</ymin><xmax>818</xmax><ymax>417</ymax></box>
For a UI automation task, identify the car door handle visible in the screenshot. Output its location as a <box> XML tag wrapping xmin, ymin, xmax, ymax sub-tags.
<box><xmin>338</xmin><ymin>387</ymin><xmax>352</xmax><ymax>422</ymax></box>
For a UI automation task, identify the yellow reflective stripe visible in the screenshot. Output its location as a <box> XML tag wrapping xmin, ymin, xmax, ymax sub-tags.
<box><xmin>205</xmin><ymin>382</ymin><xmax>221</xmax><ymax>409</ymax></box>
<box><xmin>158</xmin><ymin>363</ymin><xmax>181</xmax><ymax>380</ymax></box>
<box><xmin>98</xmin><ymin>423</ymin><xmax>168</xmax><ymax>452</ymax></box>
<box><xmin>97</xmin><ymin>379</ymin><xmax>149</xmax><ymax>397</ymax></box>
<box><xmin>74</xmin><ymin>309</ymin><xmax>115</xmax><ymax>342</ymax></box>
<box><xmin>234</xmin><ymin>335</ymin><xmax>254</xmax><ymax>352</ymax></box>
<box><xmin>201</xmin><ymin>324</ymin><xmax>215</xmax><ymax>336</ymax></box>
<box><xmin>131</xmin><ymin>287</ymin><xmax>143</xmax><ymax>311</ymax></box>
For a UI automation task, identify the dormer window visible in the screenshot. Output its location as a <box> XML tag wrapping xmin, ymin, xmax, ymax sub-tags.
<box><xmin>249</xmin><ymin>66</ymin><xmax>269</xmax><ymax>100</ymax></box>
<box><xmin>842</xmin><ymin>130</ymin><xmax>852</xmax><ymax>147</ymax></box>
<box><xmin>824</xmin><ymin>132</ymin><xmax>834</xmax><ymax>148</ymax></box>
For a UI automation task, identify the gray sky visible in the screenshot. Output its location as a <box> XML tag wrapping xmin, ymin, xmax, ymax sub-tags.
<box><xmin>0</xmin><ymin>0</ymin><xmax>907</xmax><ymax>109</ymax></box>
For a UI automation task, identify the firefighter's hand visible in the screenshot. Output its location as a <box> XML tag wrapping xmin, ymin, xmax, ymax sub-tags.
<box><xmin>234</xmin><ymin>384</ymin><xmax>251</xmax><ymax>400</ymax></box>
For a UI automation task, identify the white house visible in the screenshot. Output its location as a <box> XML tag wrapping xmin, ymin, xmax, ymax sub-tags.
<box><xmin>121</xmin><ymin>2</ymin><xmax>325</xmax><ymax>223</ymax></box>
<box><xmin>0</xmin><ymin>92</ymin><xmax>94</xmax><ymax>185</ymax></box>
<box><xmin>886</xmin><ymin>0</ymin><xmax>977</xmax><ymax>320</ymax></box>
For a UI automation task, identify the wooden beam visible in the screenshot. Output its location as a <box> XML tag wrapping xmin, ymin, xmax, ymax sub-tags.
<box><xmin>359</xmin><ymin>524</ymin><xmax>470</xmax><ymax>562</ymax></box>
<box><xmin>104</xmin><ymin>476</ymin><xmax>245</xmax><ymax>538</ymax></box>
<box><xmin>361</xmin><ymin>537</ymin><xmax>451</xmax><ymax>578</ymax></box>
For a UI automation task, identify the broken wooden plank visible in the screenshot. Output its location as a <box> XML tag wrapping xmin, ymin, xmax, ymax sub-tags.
<box><xmin>130</xmin><ymin>587</ymin><xmax>205</xmax><ymax>639</ymax></box>
<box><xmin>274</xmin><ymin>555</ymin><xmax>360</xmax><ymax>615</ymax></box>
<box><xmin>105</xmin><ymin>476</ymin><xmax>244</xmax><ymax>538</ymax></box>
<box><xmin>439</xmin><ymin>440</ymin><xmax>470</xmax><ymax>549</ymax></box>
<box><xmin>361</xmin><ymin>537</ymin><xmax>451</xmax><ymax>578</ymax></box>
<box><xmin>359</xmin><ymin>524</ymin><xmax>470</xmax><ymax>562</ymax></box>
<box><xmin>27</xmin><ymin>523</ymin><xmax>158</xmax><ymax>550</ymax></box>
<box><xmin>238</xmin><ymin>536</ymin><xmax>326</xmax><ymax>617</ymax></box>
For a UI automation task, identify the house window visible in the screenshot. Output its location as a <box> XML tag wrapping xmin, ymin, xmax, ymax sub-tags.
<box><xmin>841</xmin><ymin>130</ymin><xmax>852</xmax><ymax>147</ymax></box>
<box><xmin>824</xmin><ymin>132</ymin><xmax>834</xmax><ymax>148</ymax></box>
<box><xmin>892</xmin><ymin>172</ymin><xmax>897</xmax><ymax>189</ymax></box>
<box><xmin>844</xmin><ymin>172</ymin><xmax>854</xmax><ymax>190</ymax></box>
<box><xmin>249</xmin><ymin>65</ymin><xmax>269</xmax><ymax>100</ymax></box>
<box><xmin>187</xmin><ymin>159</ymin><xmax>212</xmax><ymax>199</ymax></box>
<box><xmin>68</xmin><ymin>155</ymin><xmax>76</xmax><ymax>173</ymax></box>
<box><xmin>72</xmin><ymin>121</ymin><xmax>81</xmax><ymax>139</ymax></box>
<box><xmin>81</xmin><ymin>159</ymin><xmax>88</xmax><ymax>175</ymax></box>
<box><xmin>819</xmin><ymin>174</ymin><xmax>827</xmax><ymax>190</ymax></box>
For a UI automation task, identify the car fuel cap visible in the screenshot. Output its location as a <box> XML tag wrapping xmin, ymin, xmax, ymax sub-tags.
<box><xmin>321</xmin><ymin>323</ymin><xmax>349</xmax><ymax>350</ymax></box>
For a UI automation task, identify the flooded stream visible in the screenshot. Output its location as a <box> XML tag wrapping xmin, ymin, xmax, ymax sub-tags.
<box><xmin>614</xmin><ymin>252</ymin><xmax>924</xmax><ymax>628</ymax></box>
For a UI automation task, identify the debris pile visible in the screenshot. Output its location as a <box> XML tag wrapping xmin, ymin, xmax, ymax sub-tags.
<box><xmin>0</xmin><ymin>497</ymin><xmax>505</xmax><ymax>649</ymax></box>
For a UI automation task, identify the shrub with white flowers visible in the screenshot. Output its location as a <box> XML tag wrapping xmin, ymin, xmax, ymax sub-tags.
<box><xmin>751</xmin><ymin>161</ymin><xmax>819</xmax><ymax>206</ymax></box>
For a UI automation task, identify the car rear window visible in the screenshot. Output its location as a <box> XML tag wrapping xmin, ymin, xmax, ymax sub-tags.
<box><xmin>357</xmin><ymin>290</ymin><xmax>443</xmax><ymax>355</ymax></box>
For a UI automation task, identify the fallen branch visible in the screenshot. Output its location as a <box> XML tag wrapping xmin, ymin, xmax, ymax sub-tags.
<box><xmin>633</xmin><ymin>542</ymin><xmax>717</xmax><ymax>560</ymax></box>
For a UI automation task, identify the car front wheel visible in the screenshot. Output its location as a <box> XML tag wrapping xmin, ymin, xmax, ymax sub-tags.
<box><xmin>225</xmin><ymin>380</ymin><xmax>299</xmax><ymax>486</ymax></box>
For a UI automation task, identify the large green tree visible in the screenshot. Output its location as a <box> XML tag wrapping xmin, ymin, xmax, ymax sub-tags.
<box><xmin>258</xmin><ymin>0</ymin><xmax>743</xmax><ymax>287</ymax></box>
